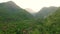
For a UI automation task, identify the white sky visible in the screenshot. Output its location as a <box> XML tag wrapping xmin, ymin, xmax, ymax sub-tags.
<box><xmin>0</xmin><ymin>0</ymin><xmax>60</xmax><ymax>12</ymax></box>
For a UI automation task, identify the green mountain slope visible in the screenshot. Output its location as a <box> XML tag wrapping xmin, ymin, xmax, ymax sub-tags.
<box><xmin>43</xmin><ymin>7</ymin><xmax>60</xmax><ymax>34</ymax></box>
<box><xmin>0</xmin><ymin>1</ymin><xmax>34</xmax><ymax>22</ymax></box>
<box><xmin>36</xmin><ymin>6</ymin><xmax>58</xmax><ymax>19</ymax></box>
<box><xmin>0</xmin><ymin>1</ymin><xmax>60</xmax><ymax>34</ymax></box>
<box><xmin>0</xmin><ymin>1</ymin><xmax>34</xmax><ymax>34</ymax></box>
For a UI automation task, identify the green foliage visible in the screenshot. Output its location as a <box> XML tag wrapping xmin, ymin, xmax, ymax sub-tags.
<box><xmin>42</xmin><ymin>7</ymin><xmax>60</xmax><ymax>34</ymax></box>
<box><xmin>0</xmin><ymin>1</ymin><xmax>60</xmax><ymax>34</ymax></box>
<box><xmin>0</xmin><ymin>1</ymin><xmax>34</xmax><ymax>34</ymax></box>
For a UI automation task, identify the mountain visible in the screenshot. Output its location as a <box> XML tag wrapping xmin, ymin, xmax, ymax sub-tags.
<box><xmin>0</xmin><ymin>1</ymin><xmax>34</xmax><ymax>22</ymax></box>
<box><xmin>0</xmin><ymin>1</ymin><xmax>35</xmax><ymax>34</ymax></box>
<box><xmin>35</xmin><ymin>6</ymin><xmax>58</xmax><ymax>19</ymax></box>
<box><xmin>1</xmin><ymin>1</ymin><xmax>60</xmax><ymax>34</ymax></box>
<box><xmin>25</xmin><ymin>8</ymin><xmax>35</xmax><ymax>13</ymax></box>
<box><xmin>43</xmin><ymin>7</ymin><xmax>60</xmax><ymax>34</ymax></box>
<box><xmin>25</xmin><ymin>8</ymin><xmax>36</xmax><ymax>16</ymax></box>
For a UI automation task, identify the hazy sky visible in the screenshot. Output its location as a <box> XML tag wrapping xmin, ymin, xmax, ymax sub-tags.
<box><xmin>0</xmin><ymin>0</ymin><xmax>60</xmax><ymax>12</ymax></box>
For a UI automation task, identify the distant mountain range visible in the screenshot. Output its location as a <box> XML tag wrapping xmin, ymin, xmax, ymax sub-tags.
<box><xmin>0</xmin><ymin>1</ymin><xmax>59</xmax><ymax>20</ymax></box>
<box><xmin>25</xmin><ymin>6</ymin><xmax>58</xmax><ymax>19</ymax></box>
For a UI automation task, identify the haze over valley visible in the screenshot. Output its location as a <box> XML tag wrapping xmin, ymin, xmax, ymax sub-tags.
<box><xmin>0</xmin><ymin>0</ymin><xmax>60</xmax><ymax>34</ymax></box>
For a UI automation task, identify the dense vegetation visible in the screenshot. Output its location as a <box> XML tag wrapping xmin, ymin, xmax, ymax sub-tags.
<box><xmin>0</xmin><ymin>1</ymin><xmax>34</xmax><ymax>34</ymax></box>
<box><xmin>0</xmin><ymin>1</ymin><xmax>60</xmax><ymax>34</ymax></box>
<box><xmin>42</xmin><ymin>7</ymin><xmax>60</xmax><ymax>34</ymax></box>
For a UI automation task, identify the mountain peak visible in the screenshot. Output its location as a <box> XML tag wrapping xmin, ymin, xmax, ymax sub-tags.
<box><xmin>7</xmin><ymin>1</ymin><xmax>13</xmax><ymax>3</ymax></box>
<box><xmin>5</xmin><ymin>1</ymin><xmax>16</xmax><ymax>5</ymax></box>
<box><xmin>25</xmin><ymin>8</ymin><xmax>36</xmax><ymax>14</ymax></box>
<box><xmin>0</xmin><ymin>1</ymin><xmax>34</xmax><ymax>20</ymax></box>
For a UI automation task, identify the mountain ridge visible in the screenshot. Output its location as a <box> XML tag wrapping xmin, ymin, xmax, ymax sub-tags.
<box><xmin>0</xmin><ymin>1</ymin><xmax>34</xmax><ymax>21</ymax></box>
<box><xmin>35</xmin><ymin>6</ymin><xmax>58</xmax><ymax>19</ymax></box>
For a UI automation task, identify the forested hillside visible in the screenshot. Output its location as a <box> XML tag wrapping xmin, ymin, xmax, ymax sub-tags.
<box><xmin>0</xmin><ymin>1</ymin><xmax>60</xmax><ymax>34</ymax></box>
<box><xmin>0</xmin><ymin>1</ymin><xmax>35</xmax><ymax>34</ymax></box>
<box><xmin>29</xmin><ymin>7</ymin><xmax>60</xmax><ymax>34</ymax></box>
<box><xmin>41</xmin><ymin>7</ymin><xmax>60</xmax><ymax>34</ymax></box>
<box><xmin>0</xmin><ymin>1</ymin><xmax>34</xmax><ymax>21</ymax></box>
